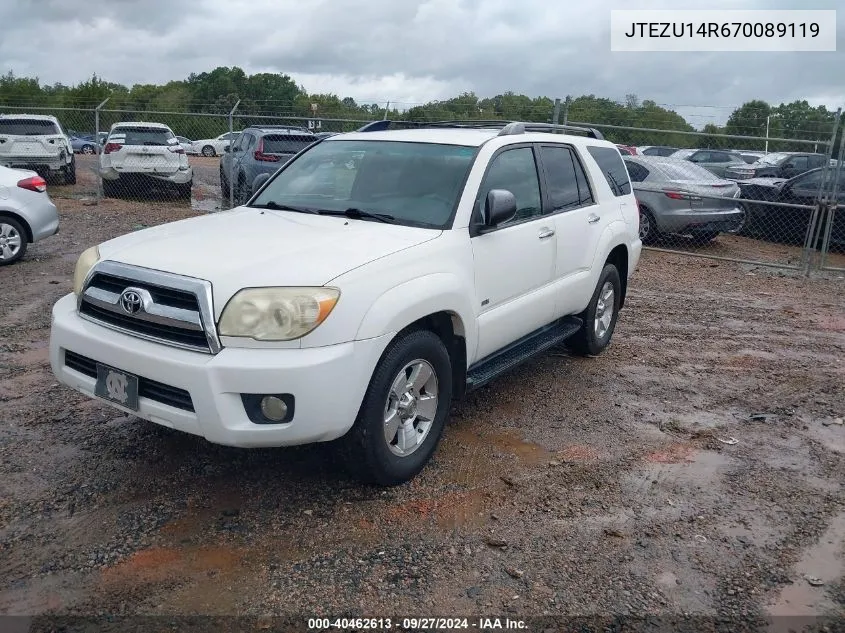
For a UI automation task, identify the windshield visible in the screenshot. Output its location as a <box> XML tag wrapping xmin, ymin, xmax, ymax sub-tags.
<box><xmin>0</xmin><ymin>119</ymin><xmax>61</xmax><ymax>136</ymax></box>
<box><xmin>250</xmin><ymin>139</ymin><xmax>479</xmax><ymax>228</ymax></box>
<box><xmin>111</xmin><ymin>126</ymin><xmax>175</xmax><ymax>146</ymax></box>
<box><xmin>756</xmin><ymin>152</ymin><xmax>791</xmax><ymax>166</ymax></box>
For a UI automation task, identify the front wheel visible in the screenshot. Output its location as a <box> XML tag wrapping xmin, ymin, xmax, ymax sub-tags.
<box><xmin>337</xmin><ymin>329</ymin><xmax>453</xmax><ymax>486</ymax></box>
<box><xmin>202</xmin><ymin>145</ymin><xmax>215</xmax><ymax>157</ymax></box>
<box><xmin>568</xmin><ymin>263</ymin><xmax>622</xmax><ymax>357</ymax></box>
<box><xmin>0</xmin><ymin>216</ymin><xmax>28</xmax><ymax>265</ymax></box>
<box><xmin>638</xmin><ymin>206</ymin><xmax>659</xmax><ymax>245</ymax></box>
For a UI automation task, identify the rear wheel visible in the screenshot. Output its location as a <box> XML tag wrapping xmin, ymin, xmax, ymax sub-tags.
<box><xmin>0</xmin><ymin>216</ymin><xmax>28</xmax><ymax>265</ymax></box>
<box><xmin>63</xmin><ymin>157</ymin><xmax>77</xmax><ymax>185</ymax></box>
<box><xmin>568</xmin><ymin>263</ymin><xmax>622</xmax><ymax>357</ymax></box>
<box><xmin>638</xmin><ymin>205</ymin><xmax>659</xmax><ymax>244</ymax></box>
<box><xmin>337</xmin><ymin>329</ymin><xmax>453</xmax><ymax>486</ymax></box>
<box><xmin>102</xmin><ymin>179</ymin><xmax>120</xmax><ymax>198</ymax></box>
<box><xmin>176</xmin><ymin>181</ymin><xmax>192</xmax><ymax>200</ymax></box>
<box><xmin>202</xmin><ymin>145</ymin><xmax>215</xmax><ymax>157</ymax></box>
<box><xmin>235</xmin><ymin>175</ymin><xmax>250</xmax><ymax>205</ymax></box>
<box><xmin>81</xmin><ymin>144</ymin><xmax>94</xmax><ymax>155</ymax></box>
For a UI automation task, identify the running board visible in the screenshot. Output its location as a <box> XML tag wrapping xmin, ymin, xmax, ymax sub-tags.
<box><xmin>466</xmin><ymin>317</ymin><xmax>582</xmax><ymax>391</ymax></box>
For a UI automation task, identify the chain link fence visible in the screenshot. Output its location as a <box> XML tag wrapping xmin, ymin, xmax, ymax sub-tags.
<box><xmin>2</xmin><ymin>101</ymin><xmax>843</xmax><ymax>273</ymax></box>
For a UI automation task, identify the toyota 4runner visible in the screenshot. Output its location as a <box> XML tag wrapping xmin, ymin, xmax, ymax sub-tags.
<box><xmin>50</xmin><ymin>120</ymin><xmax>642</xmax><ymax>486</ymax></box>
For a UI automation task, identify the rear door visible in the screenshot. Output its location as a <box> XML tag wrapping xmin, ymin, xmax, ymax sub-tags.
<box><xmin>0</xmin><ymin>118</ymin><xmax>64</xmax><ymax>162</ymax></box>
<box><xmin>107</xmin><ymin>126</ymin><xmax>181</xmax><ymax>174</ymax></box>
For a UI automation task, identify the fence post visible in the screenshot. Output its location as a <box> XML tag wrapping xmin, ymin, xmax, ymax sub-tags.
<box><xmin>801</xmin><ymin>107</ymin><xmax>841</xmax><ymax>275</ymax></box>
<box><xmin>818</xmin><ymin>119</ymin><xmax>845</xmax><ymax>271</ymax></box>
<box><xmin>94</xmin><ymin>97</ymin><xmax>110</xmax><ymax>203</ymax></box>
<box><xmin>228</xmin><ymin>99</ymin><xmax>240</xmax><ymax>209</ymax></box>
<box><xmin>383</xmin><ymin>101</ymin><xmax>390</xmax><ymax>121</ymax></box>
<box><xmin>562</xmin><ymin>96</ymin><xmax>571</xmax><ymax>127</ymax></box>
<box><xmin>552</xmin><ymin>98</ymin><xmax>561</xmax><ymax>128</ymax></box>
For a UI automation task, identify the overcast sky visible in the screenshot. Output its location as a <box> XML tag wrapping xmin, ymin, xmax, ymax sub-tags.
<box><xmin>2</xmin><ymin>0</ymin><xmax>843</xmax><ymax>127</ymax></box>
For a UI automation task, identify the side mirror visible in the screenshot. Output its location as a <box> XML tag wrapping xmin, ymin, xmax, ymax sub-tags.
<box><xmin>484</xmin><ymin>189</ymin><xmax>517</xmax><ymax>226</ymax></box>
<box><xmin>252</xmin><ymin>173</ymin><xmax>271</xmax><ymax>193</ymax></box>
<box><xmin>223</xmin><ymin>146</ymin><xmax>231</xmax><ymax>153</ymax></box>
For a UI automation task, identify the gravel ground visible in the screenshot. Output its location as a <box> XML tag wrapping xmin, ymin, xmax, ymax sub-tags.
<box><xmin>1</xmin><ymin>184</ymin><xmax>844</xmax><ymax>631</ymax></box>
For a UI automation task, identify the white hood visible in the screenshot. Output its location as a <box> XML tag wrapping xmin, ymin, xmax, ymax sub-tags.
<box><xmin>98</xmin><ymin>207</ymin><xmax>440</xmax><ymax>312</ymax></box>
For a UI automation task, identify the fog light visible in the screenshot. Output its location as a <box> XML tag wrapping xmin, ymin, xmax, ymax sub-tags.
<box><xmin>260</xmin><ymin>396</ymin><xmax>288</xmax><ymax>421</ymax></box>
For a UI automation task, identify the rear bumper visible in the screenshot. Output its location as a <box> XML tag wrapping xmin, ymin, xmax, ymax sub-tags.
<box><xmin>100</xmin><ymin>167</ymin><xmax>193</xmax><ymax>185</ymax></box>
<box><xmin>0</xmin><ymin>155</ymin><xmax>67</xmax><ymax>172</ymax></box>
<box><xmin>657</xmin><ymin>206</ymin><xmax>745</xmax><ymax>234</ymax></box>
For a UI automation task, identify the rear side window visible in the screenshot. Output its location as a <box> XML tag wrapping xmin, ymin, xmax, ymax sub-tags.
<box><xmin>587</xmin><ymin>146</ymin><xmax>631</xmax><ymax>196</ymax></box>
<box><xmin>539</xmin><ymin>145</ymin><xmax>593</xmax><ymax>209</ymax></box>
<box><xmin>112</xmin><ymin>126</ymin><xmax>175</xmax><ymax>146</ymax></box>
<box><xmin>624</xmin><ymin>161</ymin><xmax>650</xmax><ymax>182</ymax></box>
<box><xmin>261</xmin><ymin>134</ymin><xmax>315</xmax><ymax>154</ymax></box>
<box><xmin>0</xmin><ymin>119</ymin><xmax>60</xmax><ymax>135</ymax></box>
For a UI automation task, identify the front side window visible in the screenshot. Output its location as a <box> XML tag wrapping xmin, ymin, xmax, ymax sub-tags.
<box><xmin>250</xmin><ymin>140</ymin><xmax>478</xmax><ymax>229</ymax></box>
<box><xmin>477</xmin><ymin>147</ymin><xmax>542</xmax><ymax>224</ymax></box>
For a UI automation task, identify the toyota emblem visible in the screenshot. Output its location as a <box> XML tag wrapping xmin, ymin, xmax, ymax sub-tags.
<box><xmin>119</xmin><ymin>289</ymin><xmax>143</xmax><ymax>315</ymax></box>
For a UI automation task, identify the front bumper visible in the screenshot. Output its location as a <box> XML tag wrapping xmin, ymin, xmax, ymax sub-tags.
<box><xmin>658</xmin><ymin>207</ymin><xmax>745</xmax><ymax>234</ymax></box>
<box><xmin>49</xmin><ymin>293</ymin><xmax>391</xmax><ymax>448</ymax></box>
<box><xmin>100</xmin><ymin>167</ymin><xmax>193</xmax><ymax>185</ymax></box>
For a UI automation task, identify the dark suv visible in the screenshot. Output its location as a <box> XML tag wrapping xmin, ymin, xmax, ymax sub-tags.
<box><xmin>725</xmin><ymin>151</ymin><xmax>828</xmax><ymax>180</ymax></box>
<box><xmin>220</xmin><ymin>126</ymin><xmax>317</xmax><ymax>203</ymax></box>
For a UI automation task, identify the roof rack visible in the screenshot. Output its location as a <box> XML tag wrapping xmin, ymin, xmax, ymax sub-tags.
<box><xmin>355</xmin><ymin>119</ymin><xmax>604</xmax><ymax>140</ymax></box>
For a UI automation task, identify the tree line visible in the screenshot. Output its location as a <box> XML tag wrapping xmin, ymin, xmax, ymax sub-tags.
<box><xmin>0</xmin><ymin>67</ymin><xmax>840</xmax><ymax>153</ymax></box>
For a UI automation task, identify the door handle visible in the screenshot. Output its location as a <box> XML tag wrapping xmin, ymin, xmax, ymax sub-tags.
<box><xmin>538</xmin><ymin>227</ymin><xmax>555</xmax><ymax>239</ymax></box>
<box><xmin>587</xmin><ymin>214</ymin><xmax>601</xmax><ymax>224</ymax></box>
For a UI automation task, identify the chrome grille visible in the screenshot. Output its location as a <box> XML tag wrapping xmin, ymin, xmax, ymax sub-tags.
<box><xmin>77</xmin><ymin>261</ymin><xmax>221</xmax><ymax>354</ymax></box>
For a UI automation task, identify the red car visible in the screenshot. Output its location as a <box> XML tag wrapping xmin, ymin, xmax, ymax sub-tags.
<box><xmin>616</xmin><ymin>144</ymin><xmax>638</xmax><ymax>155</ymax></box>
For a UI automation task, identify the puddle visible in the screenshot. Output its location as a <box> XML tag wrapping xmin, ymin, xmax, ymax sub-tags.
<box><xmin>767</xmin><ymin>511</ymin><xmax>845</xmax><ymax>622</ymax></box>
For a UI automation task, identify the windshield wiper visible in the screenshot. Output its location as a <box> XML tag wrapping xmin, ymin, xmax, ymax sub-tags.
<box><xmin>250</xmin><ymin>201</ymin><xmax>318</xmax><ymax>214</ymax></box>
<box><xmin>316</xmin><ymin>208</ymin><xmax>397</xmax><ymax>224</ymax></box>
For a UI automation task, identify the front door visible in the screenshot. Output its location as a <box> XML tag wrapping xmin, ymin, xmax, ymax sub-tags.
<box><xmin>470</xmin><ymin>145</ymin><xmax>557</xmax><ymax>361</ymax></box>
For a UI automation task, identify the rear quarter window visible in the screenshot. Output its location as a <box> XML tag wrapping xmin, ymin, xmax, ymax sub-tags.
<box><xmin>586</xmin><ymin>146</ymin><xmax>632</xmax><ymax>196</ymax></box>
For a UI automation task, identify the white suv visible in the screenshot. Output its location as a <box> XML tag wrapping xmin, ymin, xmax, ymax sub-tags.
<box><xmin>99</xmin><ymin>122</ymin><xmax>192</xmax><ymax>198</ymax></box>
<box><xmin>50</xmin><ymin>121</ymin><xmax>642</xmax><ymax>485</ymax></box>
<box><xmin>0</xmin><ymin>114</ymin><xmax>76</xmax><ymax>184</ymax></box>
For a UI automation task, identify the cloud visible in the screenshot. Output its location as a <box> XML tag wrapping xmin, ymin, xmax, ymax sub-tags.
<box><xmin>1</xmin><ymin>0</ymin><xmax>843</xmax><ymax>126</ymax></box>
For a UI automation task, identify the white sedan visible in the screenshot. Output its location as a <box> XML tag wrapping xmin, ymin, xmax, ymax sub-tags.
<box><xmin>191</xmin><ymin>132</ymin><xmax>240</xmax><ymax>157</ymax></box>
<box><xmin>0</xmin><ymin>165</ymin><xmax>60</xmax><ymax>265</ymax></box>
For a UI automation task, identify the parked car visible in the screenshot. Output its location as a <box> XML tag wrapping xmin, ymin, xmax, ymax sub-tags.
<box><xmin>220</xmin><ymin>126</ymin><xmax>317</xmax><ymax>203</ymax></box>
<box><xmin>739</xmin><ymin>151</ymin><xmax>766</xmax><ymax>164</ymax></box>
<box><xmin>670</xmin><ymin>148</ymin><xmax>747</xmax><ymax>178</ymax></box>
<box><xmin>175</xmin><ymin>136</ymin><xmax>194</xmax><ymax>153</ymax></box>
<box><xmin>314</xmin><ymin>131</ymin><xmax>340</xmax><ymax>139</ymax></box>
<box><xmin>70</xmin><ymin>134</ymin><xmax>98</xmax><ymax>155</ymax></box>
<box><xmin>737</xmin><ymin>167</ymin><xmax>844</xmax><ymax>247</ymax></box>
<box><xmin>0</xmin><ymin>165</ymin><xmax>60</xmax><ymax>265</ymax></box>
<box><xmin>639</xmin><ymin>145</ymin><xmax>679</xmax><ymax>157</ymax></box>
<box><xmin>615</xmin><ymin>144</ymin><xmax>637</xmax><ymax>155</ymax></box>
<box><xmin>99</xmin><ymin>122</ymin><xmax>193</xmax><ymax>198</ymax></box>
<box><xmin>624</xmin><ymin>155</ymin><xmax>744</xmax><ymax>244</ymax></box>
<box><xmin>191</xmin><ymin>132</ymin><xmax>240</xmax><ymax>157</ymax></box>
<box><xmin>0</xmin><ymin>114</ymin><xmax>76</xmax><ymax>184</ymax></box>
<box><xmin>49</xmin><ymin>120</ymin><xmax>641</xmax><ymax>486</ymax></box>
<box><xmin>725</xmin><ymin>152</ymin><xmax>828</xmax><ymax>180</ymax></box>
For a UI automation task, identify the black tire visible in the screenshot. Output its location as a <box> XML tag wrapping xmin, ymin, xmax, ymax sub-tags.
<box><xmin>337</xmin><ymin>329</ymin><xmax>453</xmax><ymax>486</ymax></box>
<box><xmin>568</xmin><ymin>263</ymin><xmax>622</xmax><ymax>357</ymax></box>
<box><xmin>638</xmin><ymin>205</ymin><xmax>659</xmax><ymax>245</ymax></box>
<box><xmin>691</xmin><ymin>231</ymin><xmax>719</xmax><ymax>244</ymax></box>
<box><xmin>63</xmin><ymin>157</ymin><xmax>77</xmax><ymax>185</ymax></box>
<box><xmin>0</xmin><ymin>216</ymin><xmax>28</xmax><ymax>266</ymax></box>
<box><xmin>176</xmin><ymin>181</ymin><xmax>192</xmax><ymax>200</ymax></box>
<box><xmin>102</xmin><ymin>179</ymin><xmax>120</xmax><ymax>198</ymax></box>
<box><xmin>202</xmin><ymin>145</ymin><xmax>215</xmax><ymax>157</ymax></box>
<box><xmin>235</xmin><ymin>175</ymin><xmax>250</xmax><ymax>205</ymax></box>
<box><xmin>81</xmin><ymin>144</ymin><xmax>94</xmax><ymax>155</ymax></box>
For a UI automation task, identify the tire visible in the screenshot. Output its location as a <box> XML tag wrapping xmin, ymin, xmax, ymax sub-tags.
<box><xmin>102</xmin><ymin>179</ymin><xmax>120</xmax><ymax>198</ymax></box>
<box><xmin>63</xmin><ymin>157</ymin><xmax>77</xmax><ymax>185</ymax></box>
<box><xmin>691</xmin><ymin>231</ymin><xmax>719</xmax><ymax>244</ymax></box>
<box><xmin>81</xmin><ymin>144</ymin><xmax>94</xmax><ymax>155</ymax></box>
<box><xmin>219</xmin><ymin>169</ymin><xmax>228</xmax><ymax>197</ymax></box>
<box><xmin>568</xmin><ymin>263</ymin><xmax>622</xmax><ymax>357</ymax></box>
<box><xmin>337</xmin><ymin>329</ymin><xmax>453</xmax><ymax>486</ymax></box>
<box><xmin>638</xmin><ymin>205</ymin><xmax>659</xmax><ymax>245</ymax></box>
<box><xmin>202</xmin><ymin>145</ymin><xmax>215</xmax><ymax>157</ymax></box>
<box><xmin>177</xmin><ymin>181</ymin><xmax>192</xmax><ymax>200</ymax></box>
<box><xmin>0</xmin><ymin>216</ymin><xmax>28</xmax><ymax>266</ymax></box>
<box><xmin>235</xmin><ymin>175</ymin><xmax>250</xmax><ymax>205</ymax></box>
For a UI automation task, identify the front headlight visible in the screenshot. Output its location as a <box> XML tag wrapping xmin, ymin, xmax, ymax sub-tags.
<box><xmin>218</xmin><ymin>287</ymin><xmax>340</xmax><ymax>341</ymax></box>
<box><xmin>73</xmin><ymin>246</ymin><xmax>100</xmax><ymax>294</ymax></box>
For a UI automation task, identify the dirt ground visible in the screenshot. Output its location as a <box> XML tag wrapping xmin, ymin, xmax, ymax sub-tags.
<box><xmin>1</xmin><ymin>180</ymin><xmax>844</xmax><ymax>631</ymax></box>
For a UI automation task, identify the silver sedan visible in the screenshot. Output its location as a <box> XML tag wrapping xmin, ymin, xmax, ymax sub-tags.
<box><xmin>0</xmin><ymin>165</ymin><xmax>60</xmax><ymax>265</ymax></box>
<box><xmin>624</xmin><ymin>155</ymin><xmax>745</xmax><ymax>244</ymax></box>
